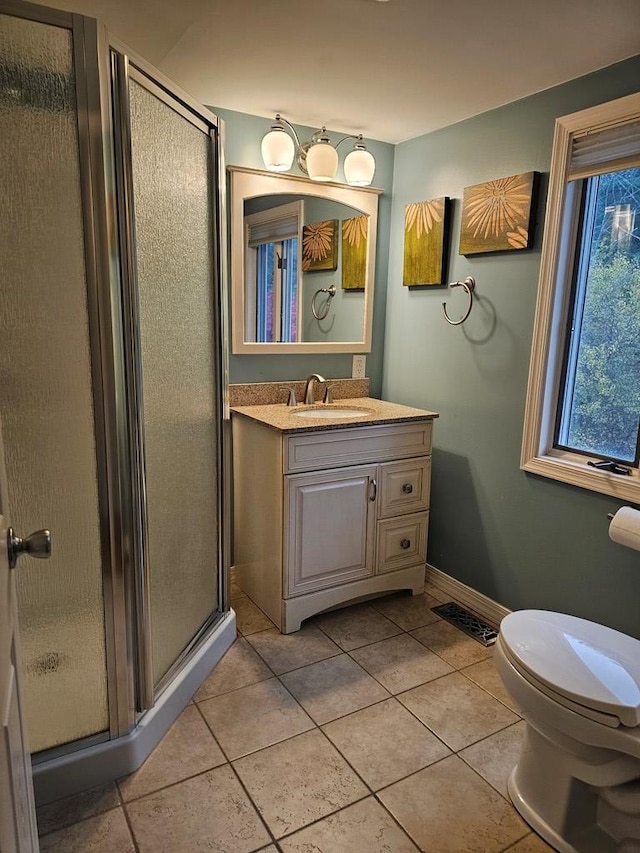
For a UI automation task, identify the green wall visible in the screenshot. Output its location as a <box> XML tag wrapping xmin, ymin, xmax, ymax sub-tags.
<box><xmin>212</xmin><ymin>107</ymin><xmax>395</xmax><ymax>397</ymax></box>
<box><xmin>383</xmin><ymin>56</ymin><xmax>640</xmax><ymax>638</ymax></box>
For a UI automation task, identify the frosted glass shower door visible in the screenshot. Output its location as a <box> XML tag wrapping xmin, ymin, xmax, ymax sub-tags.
<box><xmin>0</xmin><ymin>11</ymin><xmax>108</xmax><ymax>751</ymax></box>
<box><xmin>126</xmin><ymin>71</ymin><xmax>222</xmax><ymax>689</ymax></box>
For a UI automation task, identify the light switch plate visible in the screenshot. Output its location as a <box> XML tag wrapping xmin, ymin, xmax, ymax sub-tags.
<box><xmin>352</xmin><ymin>355</ymin><xmax>366</xmax><ymax>379</ymax></box>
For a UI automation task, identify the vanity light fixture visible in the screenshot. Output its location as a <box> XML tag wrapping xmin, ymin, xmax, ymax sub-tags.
<box><xmin>261</xmin><ymin>114</ymin><xmax>376</xmax><ymax>186</ymax></box>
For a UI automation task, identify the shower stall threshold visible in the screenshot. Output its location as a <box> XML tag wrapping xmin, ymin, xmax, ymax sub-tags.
<box><xmin>32</xmin><ymin>610</ymin><xmax>236</xmax><ymax>805</ymax></box>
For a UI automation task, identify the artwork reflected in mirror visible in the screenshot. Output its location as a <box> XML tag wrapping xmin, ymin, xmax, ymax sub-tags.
<box><xmin>230</xmin><ymin>167</ymin><xmax>381</xmax><ymax>354</ymax></box>
<box><xmin>302</xmin><ymin>219</ymin><xmax>338</xmax><ymax>272</ymax></box>
<box><xmin>342</xmin><ymin>215</ymin><xmax>368</xmax><ymax>290</ymax></box>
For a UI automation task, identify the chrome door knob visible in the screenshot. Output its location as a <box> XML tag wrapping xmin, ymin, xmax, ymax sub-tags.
<box><xmin>7</xmin><ymin>528</ymin><xmax>51</xmax><ymax>569</ymax></box>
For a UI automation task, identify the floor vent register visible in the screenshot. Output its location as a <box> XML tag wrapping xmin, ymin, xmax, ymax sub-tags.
<box><xmin>431</xmin><ymin>602</ymin><xmax>498</xmax><ymax>647</ymax></box>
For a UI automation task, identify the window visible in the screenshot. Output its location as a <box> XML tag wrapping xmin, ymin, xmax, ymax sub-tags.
<box><xmin>244</xmin><ymin>201</ymin><xmax>302</xmax><ymax>343</ymax></box>
<box><xmin>521</xmin><ymin>93</ymin><xmax>640</xmax><ymax>502</ymax></box>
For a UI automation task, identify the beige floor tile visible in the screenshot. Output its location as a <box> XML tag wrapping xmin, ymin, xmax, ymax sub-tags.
<box><xmin>193</xmin><ymin>637</ymin><xmax>272</xmax><ymax>701</ymax></box>
<box><xmin>126</xmin><ymin>764</ymin><xmax>271</xmax><ymax>853</ymax></box>
<box><xmin>460</xmin><ymin>721</ymin><xmax>526</xmax><ymax>799</ymax></box>
<box><xmin>37</xmin><ymin>783</ymin><xmax>120</xmax><ymax>836</ymax></box>
<box><xmin>229</xmin><ymin>577</ymin><xmax>246</xmax><ymax>600</ymax></box>
<box><xmin>322</xmin><ymin>698</ymin><xmax>450</xmax><ymax>790</ymax></box>
<box><xmin>503</xmin><ymin>833</ymin><xmax>555</xmax><ymax>851</ymax></box>
<box><xmin>461</xmin><ymin>657</ymin><xmax>521</xmax><ymax>713</ymax></box>
<box><xmin>118</xmin><ymin>705</ymin><xmax>226</xmax><ymax>801</ymax></box>
<box><xmin>372</xmin><ymin>591</ymin><xmax>443</xmax><ymax>631</ymax></box>
<box><xmin>411</xmin><ymin>619</ymin><xmax>494</xmax><ymax>668</ymax></box>
<box><xmin>378</xmin><ymin>754</ymin><xmax>527</xmax><ymax>853</ymax></box>
<box><xmin>350</xmin><ymin>632</ymin><xmax>453</xmax><ymax>693</ymax></box>
<box><xmin>397</xmin><ymin>671</ymin><xmax>519</xmax><ymax>751</ymax></box>
<box><xmin>246</xmin><ymin>624</ymin><xmax>341</xmax><ymax>674</ymax></box>
<box><xmin>39</xmin><ymin>807</ymin><xmax>135</xmax><ymax>853</ymax></box>
<box><xmin>279</xmin><ymin>796</ymin><xmax>420</xmax><ymax>852</ymax></box>
<box><xmin>233</xmin><ymin>729</ymin><xmax>368</xmax><ymax>839</ymax></box>
<box><xmin>233</xmin><ymin>597</ymin><xmax>276</xmax><ymax>635</ymax></box>
<box><xmin>198</xmin><ymin>677</ymin><xmax>314</xmax><ymax>759</ymax></box>
<box><xmin>313</xmin><ymin>603</ymin><xmax>402</xmax><ymax>650</ymax></box>
<box><xmin>280</xmin><ymin>653</ymin><xmax>390</xmax><ymax>724</ymax></box>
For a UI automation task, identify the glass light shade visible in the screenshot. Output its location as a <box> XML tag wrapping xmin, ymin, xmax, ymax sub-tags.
<box><xmin>306</xmin><ymin>140</ymin><xmax>339</xmax><ymax>182</ymax></box>
<box><xmin>344</xmin><ymin>147</ymin><xmax>376</xmax><ymax>186</ymax></box>
<box><xmin>261</xmin><ymin>127</ymin><xmax>295</xmax><ymax>172</ymax></box>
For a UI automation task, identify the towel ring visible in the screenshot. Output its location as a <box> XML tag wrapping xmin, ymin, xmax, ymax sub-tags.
<box><xmin>442</xmin><ymin>276</ymin><xmax>475</xmax><ymax>325</ymax></box>
<box><xmin>312</xmin><ymin>285</ymin><xmax>337</xmax><ymax>320</ymax></box>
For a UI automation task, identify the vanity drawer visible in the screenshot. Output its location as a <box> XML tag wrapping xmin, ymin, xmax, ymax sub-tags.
<box><xmin>285</xmin><ymin>420</ymin><xmax>432</xmax><ymax>474</ymax></box>
<box><xmin>376</xmin><ymin>512</ymin><xmax>428</xmax><ymax>574</ymax></box>
<box><xmin>378</xmin><ymin>457</ymin><xmax>431</xmax><ymax>518</ymax></box>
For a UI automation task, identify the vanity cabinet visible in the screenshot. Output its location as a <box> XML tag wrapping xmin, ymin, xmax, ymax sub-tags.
<box><xmin>232</xmin><ymin>414</ymin><xmax>434</xmax><ymax>633</ymax></box>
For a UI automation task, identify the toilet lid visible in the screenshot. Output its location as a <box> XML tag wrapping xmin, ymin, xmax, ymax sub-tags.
<box><xmin>500</xmin><ymin>610</ymin><xmax>640</xmax><ymax>727</ymax></box>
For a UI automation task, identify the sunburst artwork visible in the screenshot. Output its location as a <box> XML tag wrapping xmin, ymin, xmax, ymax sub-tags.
<box><xmin>302</xmin><ymin>219</ymin><xmax>338</xmax><ymax>272</ymax></box>
<box><xmin>342</xmin><ymin>215</ymin><xmax>368</xmax><ymax>289</ymax></box>
<box><xmin>403</xmin><ymin>197</ymin><xmax>448</xmax><ymax>286</ymax></box>
<box><xmin>459</xmin><ymin>172</ymin><xmax>537</xmax><ymax>254</ymax></box>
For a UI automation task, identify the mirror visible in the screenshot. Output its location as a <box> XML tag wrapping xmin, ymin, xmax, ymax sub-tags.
<box><xmin>230</xmin><ymin>166</ymin><xmax>381</xmax><ymax>353</ymax></box>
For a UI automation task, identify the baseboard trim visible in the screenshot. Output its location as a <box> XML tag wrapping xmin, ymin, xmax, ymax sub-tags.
<box><xmin>425</xmin><ymin>564</ymin><xmax>510</xmax><ymax>630</ymax></box>
<box><xmin>33</xmin><ymin>610</ymin><xmax>236</xmax><ymax>805</ymax></box>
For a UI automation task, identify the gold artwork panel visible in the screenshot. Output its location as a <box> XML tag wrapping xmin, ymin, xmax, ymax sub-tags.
<box><xmin>302</xmin><ymin>219</ymin><xmax>338</xmax><ymax>272</ymax></box>
<box><xmin>342</xmin><ymin>215</ymin><xmax>368</xmax><ymax>290</ymax></box>
<box><xmin>459</xmin><ymin>171</ymin><xmax>537</xmax><ymax>254</ymax></box>
<box><xmin>403</xmin><ymin>197</ymin><xmax>448</xmax><ymax>286</ymax></box>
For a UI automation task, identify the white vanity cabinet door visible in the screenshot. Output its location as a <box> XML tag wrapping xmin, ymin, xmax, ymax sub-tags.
<box><xmin>285</xmin><ymin>464</ymin><xmax>377</xmax><ymax>597</ymax></box>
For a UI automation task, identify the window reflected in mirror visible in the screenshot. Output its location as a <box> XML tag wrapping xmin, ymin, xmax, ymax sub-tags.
<box><xmin>244</xmin><ymin>201</ymin><xmax>301</xmax><ymax>343</ymax></box>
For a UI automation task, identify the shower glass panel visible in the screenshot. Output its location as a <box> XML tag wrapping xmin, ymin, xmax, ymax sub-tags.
<box><xmin>0</xmin><ymin>14</ymin><xmax>108</xmax><ymax>750</ymax></box>
<box><xmin>127</xmin><ymin>77</ymin><xmax>220</xmax><ymax>687</ymax></box>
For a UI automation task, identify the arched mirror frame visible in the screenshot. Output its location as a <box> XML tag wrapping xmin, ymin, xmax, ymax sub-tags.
<box><xmin>229</xmin><ymin>165</ymin><xmax>382</xmax><ymax>354</ymax></box>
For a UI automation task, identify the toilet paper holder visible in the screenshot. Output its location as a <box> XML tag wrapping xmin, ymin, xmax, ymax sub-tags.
<box><xmin>608</xmin><ymin>506</ymin><xmax>640</xmax><ymax>553</ymax></box>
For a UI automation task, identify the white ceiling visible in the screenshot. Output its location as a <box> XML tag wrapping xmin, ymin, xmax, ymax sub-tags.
<box><xmin>39</xmin><ymin>0</ymin><xmax>640</xmax><ymax>143</ymax></box>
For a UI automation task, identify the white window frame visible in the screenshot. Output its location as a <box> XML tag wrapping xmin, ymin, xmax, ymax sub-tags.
<box><xmin>521</xmin><ymin>91</ymin><xmax>640</xmax><ymax>503</ymax></box>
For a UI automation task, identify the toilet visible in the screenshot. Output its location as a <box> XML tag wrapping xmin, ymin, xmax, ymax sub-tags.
<box><xmin>494</xmin><ymin>609</ymin><xmax>640</xmax><ymax>853</ymax></box>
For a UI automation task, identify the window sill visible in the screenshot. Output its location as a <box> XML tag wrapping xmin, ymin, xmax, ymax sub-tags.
<box><xmin>522</xmin><ymin>452</ymin><xmax>640</xmax><ymax>503</ymax></box>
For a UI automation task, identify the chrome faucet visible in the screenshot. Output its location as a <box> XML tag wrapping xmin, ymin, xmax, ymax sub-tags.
<box><xmin>303</xmin><ymin>373</ymin><xmax>326</xmax><ymax>404</ymax></box>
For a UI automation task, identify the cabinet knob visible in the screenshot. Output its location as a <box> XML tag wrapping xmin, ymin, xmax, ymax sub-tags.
<box><xmin>400</xmin><ymin>538</ymin><xmax>411</xmax><ymax>550</ymax></box>
<box><xmin>402</xmin><ymin>483</ymin><xmax>413</xmax><ymax>494</ymax></box>
<box><xmin>369</xmin><ymin>478</ymin><xmax>378</xmax><ymax>502</ymax></box>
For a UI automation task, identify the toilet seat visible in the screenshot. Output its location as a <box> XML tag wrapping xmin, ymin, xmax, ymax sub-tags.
<box><xmin>499</xmin><ymin>610</ymin><xmax>640</xmax><ymax>728</ymax></box>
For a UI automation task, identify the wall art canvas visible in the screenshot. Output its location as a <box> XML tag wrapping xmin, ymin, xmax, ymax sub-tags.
<box><xmin>402</xmin><ymin>197</ymin><xmax>449</xmax><ymax>286</ymax></box>
<box><xmin>341</xmin><ymin>215</ymin><xmax>368</xmax><ymax>289</ymax></box>
<box><xmin>302</xmin><ymin>219</ymin><xmax>338</xmax><ymax>272</ymax></box>
<box><xmin>459</xmin><ymin>171</ymin><xmax>538</xmax><ymax>255</ymax></box>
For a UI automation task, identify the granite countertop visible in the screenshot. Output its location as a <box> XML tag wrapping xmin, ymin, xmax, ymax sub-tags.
<box><xmin>230</xmin><ymin>397</ymin><xmax>439</xmax><ymax>433</ymax></box>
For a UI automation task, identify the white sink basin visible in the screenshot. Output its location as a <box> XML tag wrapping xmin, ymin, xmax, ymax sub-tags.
<box><xmin>293</xmin><ymin>407</ymin><xmax>370</xmax><ymax>419</ymax></box>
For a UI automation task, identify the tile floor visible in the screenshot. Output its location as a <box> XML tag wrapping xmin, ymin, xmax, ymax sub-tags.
<box><xmin>36</xmin><ymin>580</ymin><xmax>554</xmax><ymax>852</ymax></box>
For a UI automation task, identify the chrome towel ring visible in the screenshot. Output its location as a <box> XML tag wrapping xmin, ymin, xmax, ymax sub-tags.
<box><xmin>312</xmin><ymin>285</ymin><xmax>337</xmax><ymax>320</ymax></box>
<box><xmin>442</xmin><ymin>276</ymin><xmax>475</xmax><ymax>325</ymax></box>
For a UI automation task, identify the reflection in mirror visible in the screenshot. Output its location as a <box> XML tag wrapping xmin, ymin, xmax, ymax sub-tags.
<box><xmin>230</xmin><ymin>167</ymin><xmax>381</xmax><ymax>354</ymax></box>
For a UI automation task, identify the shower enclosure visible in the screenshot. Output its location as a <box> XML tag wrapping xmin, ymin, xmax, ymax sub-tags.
<box><xmin>0</xmin><ymin>0</ymin><xmax>233</xmax><ymax>802</ymax></box>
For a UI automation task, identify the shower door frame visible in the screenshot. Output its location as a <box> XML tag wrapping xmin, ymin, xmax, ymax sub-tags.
<box><xmin>1</xmin><ymin>0</ymin><xmax>231</xmax><ymax>763</ymax></box>
<box><xmin>108</xmin><ymin>44</ymin><xmax>230</xmax><ymax>713</ymax></box>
